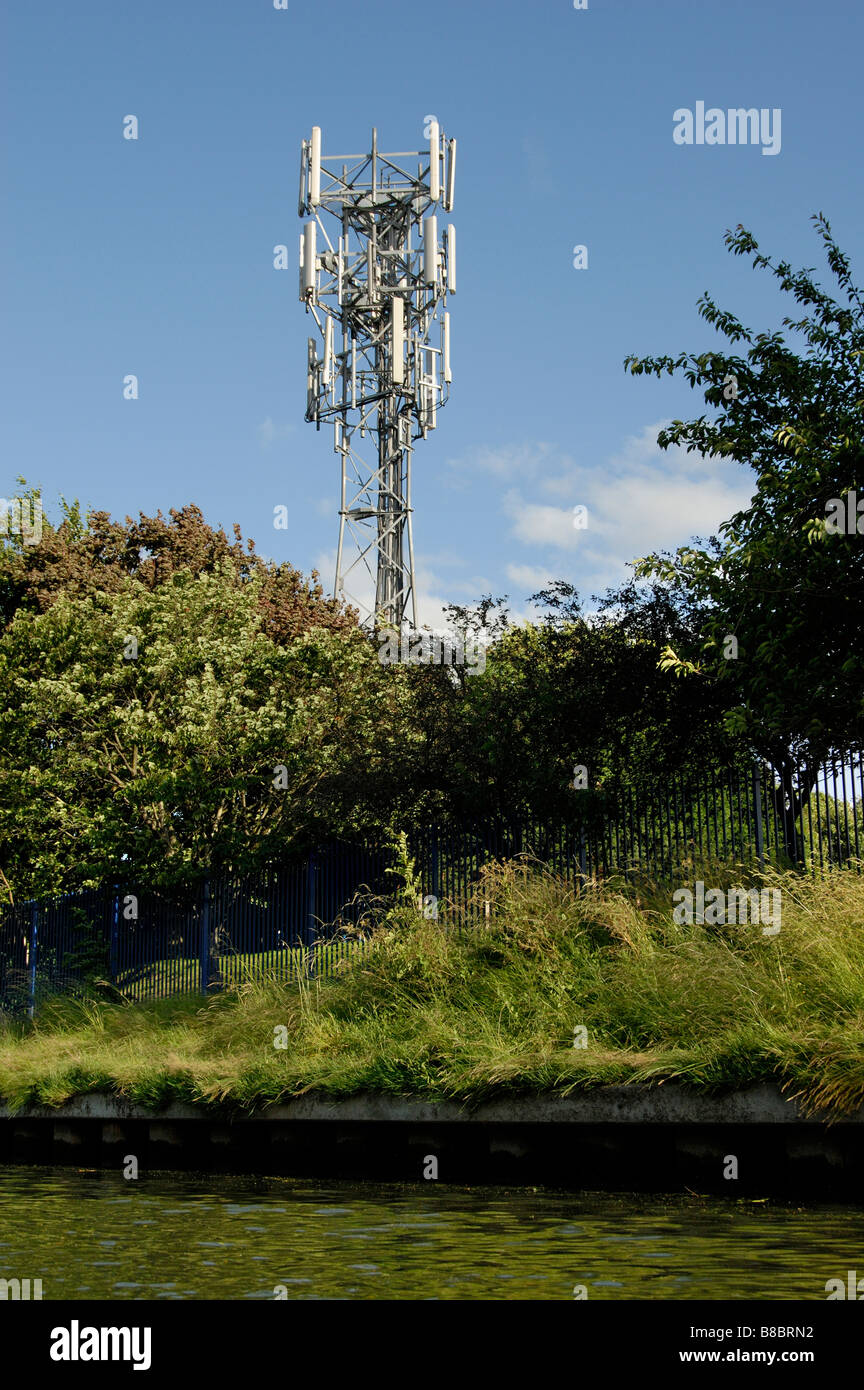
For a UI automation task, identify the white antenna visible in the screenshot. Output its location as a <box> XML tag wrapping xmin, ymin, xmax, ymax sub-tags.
<box><xmin>444</xmin><ymin>139</ymin><xmax>456</xmax><ymax>211</ymax></box>
<box><xmin>350</xmin><ymin>335</ymin><xmax>356</xmax><ymax>407</ymax></box>
<box><xmin>391</xmin><ymin>297</ymin><xmax>405</xmax><ymax>384</ymax></box>
<box><xmin>323</xmin><ymin>315</ymin><xmax>333</xmax><ymax>386</ymax></box>
<box><xmin>306</xmin><ymin>337</ymin><xmax>317</xmax><ymax>416</ymax></box>
<box><xmin>309</xmin><ymin>126</ymin><xmax>322</xmax><ymax>207</ymax></box>
<box><xmin>446</xmin><ymin>223</ymin><xmax>456</xmax><ymax>294</ymax></box>
<box><xmin>366</xmin><ymin>239</ymin><xmax>376</xmax><ymax>297</ymax></box>
<box><xmin>302</xmin><ymin>222</ymin><xmax>316</xmax><ymax>297</ymax></box>
<box><xmin>298</xmin><ymin>140</ymin><xmax>309</xmax><ymax>215</ymax></box>
<box><xmin>423</xmin><ymin>215</ymin><xmax>438</xmax><ymax>286</ymax></box>
<box><xmin>428</xmin><ymin>119</ymin><xmax>440</xmax><ymax>201</ymax></box>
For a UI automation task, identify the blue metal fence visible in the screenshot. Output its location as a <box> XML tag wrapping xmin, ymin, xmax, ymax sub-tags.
<box><xmin>1</xmin><ymin>755</ymin><xmax>862</xmax><ymax>1009</ymax></box>
<box><xmin>0</xmin><ymin>842</ymin><xmax>393</xmax><ymax>1009</ymax></box>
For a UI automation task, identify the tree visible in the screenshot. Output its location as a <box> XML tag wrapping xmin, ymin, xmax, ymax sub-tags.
<box><xmin>0</xmin><ymin>496</ymin><xmax>356</xmax><ymax>644</ymax></box>
<box><xmin>625</xmin><ymin>214</ymin><xmax>864</xmax><ymax>855</ymax></box>
<box><xmin>405</xmin><ymin>584</ymin><xmax>737</xmax><ymax>827</ymax></box>
<box><xmin>0</xmin><ymin>562</ymin><xmax>412</xmax><ymax>898</ymax></box>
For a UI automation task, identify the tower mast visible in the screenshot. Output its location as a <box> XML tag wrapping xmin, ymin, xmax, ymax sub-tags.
<box><xmin>298</xmin><ymin>121</ymin><xmax>456</xmax><ymax>631</ymax></box>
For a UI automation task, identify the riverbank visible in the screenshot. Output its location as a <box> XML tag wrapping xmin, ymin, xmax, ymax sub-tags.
<box><xmin>2</xmin><ymin>1085</ymin><xmax>863</xmax><ymax>1194</ymax></box>
<box><xmin>2</xmin><ymin>860</ymin><xmax>864</xmax><ymax>1120</ymax></box>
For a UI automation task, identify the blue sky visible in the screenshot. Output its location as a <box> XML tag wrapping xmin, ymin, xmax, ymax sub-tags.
<box><xmin>2</xmin><ymin>0</ymin><xmax>861</xmax><ymax>626</ymax></box>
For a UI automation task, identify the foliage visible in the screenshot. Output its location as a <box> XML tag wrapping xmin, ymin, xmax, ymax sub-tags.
<box><xmin>0</xmin><ymin>495</ymin><xmax>754</xmax><ymax>897</ymax></box>
<box><xmin>0</xmin><ymin>496</ymin><xmax>356</xmax><ymax>645</ymax></box>
<box><xmin>625</xmin><ymin>214</ymin><xmax>864</xmax><ymax>772</ymax></box>
<box><xmin>383</xmin><ymin>831</ymin><xmax>424</xmax><ymax>914</ymax></box>
<box><xmin>0</xmin><ymin>562</ymin><xmax>416</xmax><ymax>896</ymax></box>
<box><xmin>417</xmin><ymin>582</ymin><xmax>741</xmax><ymax>826</ymax></box>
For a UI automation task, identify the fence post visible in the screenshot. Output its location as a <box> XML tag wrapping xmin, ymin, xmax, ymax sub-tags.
<box><xmin>109</xmin><ymin>886</ymin><xmax>120</xmax><ymax>991</ymax></box>
<box><xmin>752</xmin><ymin>765</ymin><xmax>765</xmax><ymax>871</ymax></box>
<box><xmin>429</xmin><ymin>827</ymin><xmax>439</xmax><ymax>902</ymax></box>
<box><xmin>199</xmin><ymin>879</ymin><xmax>211</xmax><ymax>995</ymax></box>
<box><xmin>304</xmin><ymin>852</ymin><xmax>319</xmax><ymax>979</ymax></box>
<box><xmin>27</xmin><ymin>902</ymin><xmax>38</xmax><ymax>1019</ymax></box>
<box><xmin>305</xmin><ymin>852</ymin><xmax>318</xmax><ymax>945</ymax></box>
<box><xmin>579</xmin><ymin>826</ymin><xmax>588</xmax><ymax>890</ymax></box>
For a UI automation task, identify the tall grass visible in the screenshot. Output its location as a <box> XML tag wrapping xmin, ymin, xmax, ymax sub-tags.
<box><xmin>2</xmin><ymin>858</ymin><xmax>863</xmax><ymax>1115</ymax></box>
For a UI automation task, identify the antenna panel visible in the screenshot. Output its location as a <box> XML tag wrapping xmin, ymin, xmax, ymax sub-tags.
<box><xmin>423</xmin><ymin>216</ymin><xmax>438</xmax><ymax>286</ymax></box>
<box><xmin>428</xmin><ymin>120</ymin><xmax>440</xmax><ymax>201</ymax></box>
<box><xmin>444</xmin><ymin>139</ymin><xmax>456</xmax><ymax>211</ymax></box>
<box><xmin>392</xmin><ymin>298</ymin><xmax>405</xmax><ymax>384</ymax></box>
<box><xmin>309</xmin><ymin>126</ymin><xmax>322</xmax><ymax>206</ymax></box>
<box><xmin>302</xmin><ymin>222</ymin><xmax>317</xmax><ymax>295</ymax></box>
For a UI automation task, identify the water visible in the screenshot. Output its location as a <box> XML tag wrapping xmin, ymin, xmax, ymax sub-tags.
<box><xmin>0</xmin><ymin>1166</ymin><xmax>860</xmax><ymax>1300</ymax></box>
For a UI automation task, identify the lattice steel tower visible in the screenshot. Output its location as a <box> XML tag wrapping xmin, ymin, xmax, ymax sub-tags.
<box><xmin>298</xmin><ymin>122</ymin><xmax>456</xmax><ymax>630</ymax></box>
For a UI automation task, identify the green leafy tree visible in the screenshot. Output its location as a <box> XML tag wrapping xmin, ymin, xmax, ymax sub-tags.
<box><xmin>407</xmin><ymin>586</ymin><xmax>737</xmax><ymax>827</ymax></box>
<box><xmin>625</xmin><ymin>214</ymin><xmax>864</xmax><ymax>854</ymax></box>
<box><xmin>0</xmin><ymin>563</ymin><xmax>413</xmax><ymax>897</ymax></box>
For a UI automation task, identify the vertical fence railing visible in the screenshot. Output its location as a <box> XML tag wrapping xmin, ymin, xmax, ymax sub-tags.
<box><xmin>753</xmin><ymin>765</ymin><xmax>766</xmax><ymax>870</ymax></box>
<box><xmin>198</xmin><ymin>878</ymin><xmax>211</xmax><ymax>995</ymax></box>
<box><xmin>27</xmin><ymin>902</ymin><xmax>38</xmax><ymax>1019</ymax></box>
<box><xmin>1</xmin><ymin>753</ymin><xmax>862</xmax><ymax>1009</ymax></box>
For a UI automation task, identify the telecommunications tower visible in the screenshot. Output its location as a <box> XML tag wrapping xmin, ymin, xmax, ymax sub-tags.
<box><xmin>298</xmin><ymin>121</ymin><xmax>456</xmax><ymax>630</ymax></box>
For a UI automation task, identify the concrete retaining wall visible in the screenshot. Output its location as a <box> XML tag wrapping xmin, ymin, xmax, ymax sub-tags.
<box><xmin>1</xmin><ymin>1085</ymin><xmax>861</xmax><ymax>1195</ymax></box>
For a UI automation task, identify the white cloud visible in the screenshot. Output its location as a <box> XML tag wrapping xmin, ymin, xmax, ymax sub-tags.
<box><xmin>419</xmin><ymin>548</ymin><xmax>468</xmax><ymax>570</ymax></box>
<box><xmin>499</xmin><ymin>421</ymin><xmax>754</xmax><ymax>596</ymax></box>
<box><xmin>503</xmin><ymin>494</ymin><xmax>580</xmax><ymax>548</ymax></box>
<box><xmin>312</xmin><ymin>545</ymin><xmax>506</xmax><ymax>632</ymax></box>
<box><xmin>307</xmin><ymin>422</ymin><xmax>755</xmax><ymax>623</ymax></box>
<box><xmin>505</xmin><ymin>563</ymin><xmax>556</xmax><ymax>591</ymax></box>
<box><xmin>446</xmin><ymin>441</ymin><xmax>560</xmax><ymax>480</ymax></box>
<box><xmin>258</xmin><ymin>418</ymin><xmax>295</xmax><ymax>449</ymax></box>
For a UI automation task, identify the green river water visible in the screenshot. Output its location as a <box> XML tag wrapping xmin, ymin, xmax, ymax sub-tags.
<box><xmin>0</xmin><ymin>1166</ymin><xmax>860</xmax><ymax>1300</ymax></box>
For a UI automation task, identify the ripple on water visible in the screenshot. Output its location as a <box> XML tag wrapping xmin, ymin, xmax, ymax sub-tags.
<box><xmin>0</xmin><ymin>1167</ymin><xmax>861</xmax><ymax>1299</ymax></box>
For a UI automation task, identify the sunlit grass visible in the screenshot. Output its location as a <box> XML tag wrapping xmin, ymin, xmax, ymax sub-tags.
<box><xmin>2</xmin><ymin>858</ymin><xmax>863</xmax><ymax>1115</ymax></box>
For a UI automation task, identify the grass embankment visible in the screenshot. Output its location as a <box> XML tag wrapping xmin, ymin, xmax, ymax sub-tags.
<box><xmin>2</xmin><ymin>860</ymin><xmax>864</xmax><ymax>1116</ymax></box>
